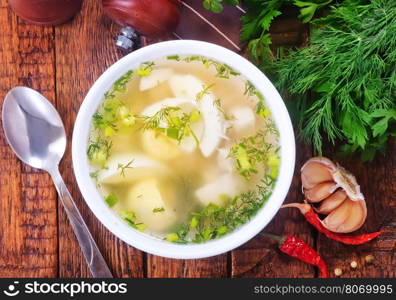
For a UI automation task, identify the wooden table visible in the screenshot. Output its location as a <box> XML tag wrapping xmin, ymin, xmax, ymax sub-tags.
<box><xmin>0</xmin><ymin>0</ymin><xmax>394</xmax><ymax>278</ymax></box>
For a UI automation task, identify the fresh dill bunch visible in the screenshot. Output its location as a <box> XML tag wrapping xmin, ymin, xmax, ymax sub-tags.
<box><xmin>272</xmin><ymin>0</ymin><xmax>396</xmax><ymax>161</ymax></box>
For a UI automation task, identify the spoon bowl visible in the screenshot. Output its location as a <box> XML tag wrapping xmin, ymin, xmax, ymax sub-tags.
<box><xmin>2</xmin><ymin>87</ymin><xmax>66</xmax><ymax>170</ymax></box>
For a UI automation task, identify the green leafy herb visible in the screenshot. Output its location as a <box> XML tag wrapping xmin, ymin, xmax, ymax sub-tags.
<box><xmin>214</xmin><ymin>98</ymin><xmax>234</xmax><ymax>120</ymax></box>
<box><xmin>229</xmin><ymin>126</ymin><xmax>279</xmax><ymax>180</ymax></box>
<box><xmin>87</xmin><ymin>137</ymin><xmax>112</xmax><ymax>166</ymax></box>
<box><xmin>294</xmin><ymin>0</ymin><xmax>333</xmax><ymax>23</ymax></box>
<box><xmin>120</xmin><ymin>210</ymin><xmax>146</xmax><ymax>232</ymax></box>
<box><xmin>202</xmin><ymin>1</ymin><xmax>333</xmax><ymax>68</ymax></box>
<box><xmin>105</xmin><ymin>193</ymin><xmax>118</xmax><ymax>207</ymax></box>
<box><xmin>117</xmin><ymin>159</ymin><xmax>134</xmax><ymax>177</ymax></box>
<box><xmin>167</xmin><ymin>55</ymin><xmax>180</xmax><ymax>61</ymax></box>
<box><xmin>104</xmin><ymin>70</ymin><xmax>133</xmax><ymax>100</ymax></box>
<box><xmin>90</xmin><ymin>170</ymin><xmax>99</xmax><ymax>180</ymax></box>
<box><xmin>196</xmin><ymin>83</ymin><xmax>215</xmax><ymax>101</ymax></box>
<box><xmin>141</xmin><ymin>106</ymin><xmax>201</xmax><ymax>145</ymax></box>
<box><xmin>166</xmin><ymin>183</ymin><xmax>274</xmax><ymax>244</ymax></box>
<box><xmin>136</xmin><ymin>61</ymin><xmax>154</xmax><ymax>77</ymax></box>
<box><xmin>183</xmin><ymin>55</ymin><xmax>240</xmax><ymax>78</ymax></box>
<box><xmin>272</xmin><ymin>0</ymin><xmax>396</xmax><ymax>160</ymax></box>
<box><xmin>203</xmin><ymin>0</ymin><xmax>240</xmax><ymax>13</ymax></box>
<box><xmin>153</xmin><ymin>207</ymin><xmax>165</xmax><ymax>213</ymax></box>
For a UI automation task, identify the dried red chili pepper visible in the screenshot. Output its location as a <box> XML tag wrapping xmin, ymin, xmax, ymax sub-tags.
<box><xmin>282</xmin><ymin>203</ymin><xmax>382</xmax><ymax>245</ymax></box>
<box><xmin>263</xmin><ymin>233</ymin><xmax>328</xmax><ymax>278</ymax></box>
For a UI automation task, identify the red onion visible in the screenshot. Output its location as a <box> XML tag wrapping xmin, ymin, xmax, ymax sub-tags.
<box><xmin>102</xmin><ymin>0</ymin><xmax>181</xmax><ymax>37</ymax></box>
<box><xmin>8</xmin><ymin>0</ymin><xmax>83</xmax><ymax>25</ymax></box>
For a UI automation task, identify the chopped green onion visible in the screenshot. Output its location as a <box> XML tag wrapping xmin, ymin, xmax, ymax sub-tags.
<box><xmin>121</xmin><ymin>115</ymin><xmax>135</xmax><ymax>127</ymax></box>
<box><xmin>136</xmin><ymin>62</ymin><xmax>154</xmax><ymax>77</ymax></box>
<box><xmin>189</xmin><ymin>109</ymin><xmax>201</xmax><ymax>123</ymax></box>
<box><xmin>104</xmin><ymin>126</ymin><xmax>115</xmax><ymax>137</ymax></box>
<box><xmin>105</xmin><ymin>193</ymin><xmax>117</xmax><ymax>207</ymax></box>
<box><xmin>217</xmin><ymin>225</ymin><xmax>228</xmax><ymax>235</ymax></box>
<box><xmin>135</xmin><ymin>223</ymin><xmax>146</xmax><ymax>232</ymax></box>
<box><xmin>166</xmin><ymin>233</ymin><xmax>179</xmax><ymax>242</ymax></box>
<box><xmin>190</xmin><ymin>217</ymin><xmax>198</xmax><ymax>228</ymax></box>
<box><xmin>90</xmin><ymin>150</ymin><xmax>107</xmax><ymax>166</ymax></box>
<box><xmin>258</xmin><ymin>107</ymin><xmax>271</xmax><ymax>119</ymax></box>
<box><xmin>166</xmin><ymin>127</ymin><xmax>179</xmax><ymax>140</ymax></box>
<box><xmin>267</xmin><ymin>153</ymin><xmax>280</xmax><ymax>167</ymax></box>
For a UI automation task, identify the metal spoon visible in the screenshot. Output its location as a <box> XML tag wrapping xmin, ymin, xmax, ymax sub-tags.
<box><xmin>2</xmin><ymin>86</ymin><xmax>112</xmax><ymax>278</ymax></box>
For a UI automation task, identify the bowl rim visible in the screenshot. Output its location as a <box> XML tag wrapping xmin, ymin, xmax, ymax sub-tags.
<box><xmin>72</xmin><ymin>40</ymin><xmax>295</xmax><ymax>259</ymax></box>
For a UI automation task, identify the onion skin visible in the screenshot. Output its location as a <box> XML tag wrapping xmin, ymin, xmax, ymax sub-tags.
<box><xmin>102</xmin><ymin>0</ymin><xmax>181</xmax><ymax>37</ymax></box>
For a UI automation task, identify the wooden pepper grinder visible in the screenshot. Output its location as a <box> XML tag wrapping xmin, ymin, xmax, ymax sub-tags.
<box><xmin>8</xmin><ymin>0</ymin><xmax>83</xmax><ymax>25</ymax></box>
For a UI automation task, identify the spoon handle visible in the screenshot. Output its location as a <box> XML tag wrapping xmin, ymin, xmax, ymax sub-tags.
<box><xmin>49</xmin><ymin>167</ymin><xmax>113</xmax><ymax>278</ymax></box>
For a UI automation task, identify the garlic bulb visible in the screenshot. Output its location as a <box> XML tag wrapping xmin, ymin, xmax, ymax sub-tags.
<box><xmin>301</xmin><ymin>157</ymin><xmax>366</xmax><ymax>233</ymax></box>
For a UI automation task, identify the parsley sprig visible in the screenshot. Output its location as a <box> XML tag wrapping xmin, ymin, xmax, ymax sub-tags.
<box><xmin>202</xmin><ymin>0</ymin><xmax>334</xmax><ymax>66</ymax></box>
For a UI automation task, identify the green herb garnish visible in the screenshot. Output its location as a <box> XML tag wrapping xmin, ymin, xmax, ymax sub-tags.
<box><xmin>183</xmin><ymin>56</ymin><xmax>240</xmax><ymax>78</ymax></box>
<box><xmin>141</xmin><ymin>106</ymin><xmax>200</xmax><ymax>145</ymax></box>
<box><xmin>229</xmin><ymin>127</ymin><xmax>279</xmax><ymax>180</ymax></box>
<box><xmin>214</xmin><ymin>98</ymin><xmax>234</xmax><ymax>120</ymax></box>
<box><xmin>153</xmin><ymin>207</ymin><xmax>165</xmax><ymax>213</ymax></box>
<box><xmin>273</xmin><ymin>0</ymin><xmax>396</xmax><ymax>160</ymax></box>
<box><xmin>104</xmin><ymin>70</ymin><xmax>133</xmax><ymax>100</ymax></box>
<box><xmin>202</xmin><ymin>1</ymin><xmax>333</xmax><ymax>67</ymax></box>
<box><xmin>166</xmin><ymin>183</ymin><xmax>274</xmax><ymax>244</ymax></box>
<box><xmin>105</xmin><ymin>193</ymin><xmax>117</xmax><ymax>207</ymax></box>
<box><xmin>87</xmin><ymin>137</ymin><xmax>112</xmax><ymax>166</ymax></box>
<box><xmin>136</xmin><ymin>61</ymin><xmax>154</xmax><ymax>77</ymax></box>
<box><xmin>117</xmin><ymin>159</ymin><xmax>134</xmax><ymax>177</ymax></box>
<box><xmin>167</xmin><ymin>55</ymin><xmax>180</xmax><ymax>61</ymax></box>
<box><xmin>196</xmin><ymin>83</ymin><xmax>215</xmax><ymax>102</ymax></box>
<box><xmin>120</xmin><ymin>210</ymin><xmax>146</xmax><ymax>232</ymax></box>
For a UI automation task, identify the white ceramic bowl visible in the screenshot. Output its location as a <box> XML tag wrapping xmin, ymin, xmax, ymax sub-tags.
<box><xmin>72</xmin><ymin>40</ymin><xmax>295</xmax><ymax>259</ymax></box>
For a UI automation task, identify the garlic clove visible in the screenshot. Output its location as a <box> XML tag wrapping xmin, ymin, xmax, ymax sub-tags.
<box><xmin>305</xmin><ymin>181</ymin><xmax>338</xmax><ymax>203</ymax></box>
<box><xmin>301</xmin><ymin>158</ymin><xmax>335</xmax><ymax>189</ymax></box>
<box><xmin>316</xmin><ymin>189</ymin><xmax>348</xmax><ymax>215</ymax></box>
<box><xmin>322</xmin><ymin>198</ymin><xmax>367</xmax><ymax>233</ymax></box>
<box><xmin>332</xmin><ymin>200</ymin><xmax>367</xmax><ymax>233</ymax></box>
<box><xmin>322</xmin><ymin>198</ymin><xmax>353</xmax><ymax>232</ymax></box>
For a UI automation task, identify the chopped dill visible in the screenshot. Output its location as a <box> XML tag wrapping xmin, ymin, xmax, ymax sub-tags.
<box><xmin>229</xmin><ymin>126</ymin><xmax>279</xmax><ymax>180</ymax></box>
<box><xmin>120</xmin><ymin>210</ymin><xmax>146</xmax><ymax>232</ymax></box>
<box><xmin>87</xmin><ymin>137</ymin><xmax>113</xmax><ymax>166</ymax></box>
<box><xmin>153</xmin><ymin>207</ymin><xmax>165</xmax><ymax>213</ymax></box>
<box><xmin>117</xmin><ymin>159</ymin><xmax>135</xmax><ymax>177</ymax></box>
<box><xmin>166</xmin><ymin>183</ymin><xmax>274</xmax><ymax>244</ymax></box>
<box><xmin>104</xmin><ymin>70</ymin><xmax>133</xmax><ymax>100</ymax></box>
<box><xmin>166</xmin><ymin>55</ymin><xmax>180</xmax><ymax>61</ymax></box>
<box><xmin>136</xmin><ymin>61</ymin><xmax>154</xmax><ymax>77</ymax></box>
<box><xmin>183</xmin><ymin>55</ymin><xmax>240</xmax><ymax>78</ymax></box>
<box><xmin>214</xmin><ymin>98</ymin><xmax>234</xmax><ymax>120</ymax></box>
<box><xmin>195</xmin><ymin>83</ymin><xmax>215</xmax><ymax>102</ymax></box>
<box><xmin>140</xmin><ymin>106</ymin><xmax>201</xmax><ymax>145</ymax></box>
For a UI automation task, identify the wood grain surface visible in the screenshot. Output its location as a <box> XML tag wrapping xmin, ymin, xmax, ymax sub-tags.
<box><xmin>0</xmin><ymin>0</ymin><xmax>394</xmax><ymax>278</ymax></box>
